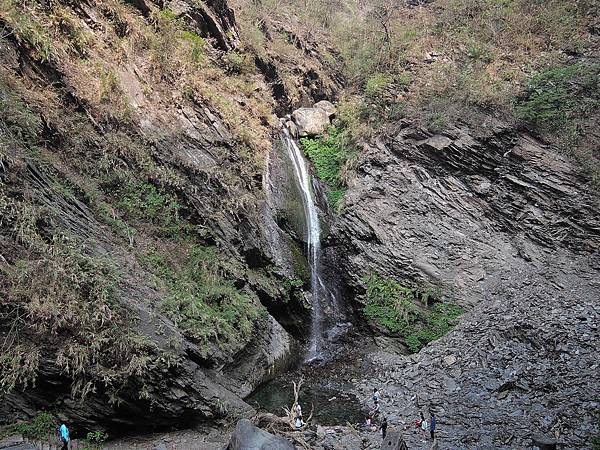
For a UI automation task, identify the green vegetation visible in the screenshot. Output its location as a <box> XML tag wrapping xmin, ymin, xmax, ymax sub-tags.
<box><xmin>140</xmin><ymin>246</ymin><xmax>265</xmax><ymax>356</ymax></box>
<box><xmin>365</xmin><ymin>73</ymin><xmax>395</xmax><ymax>96</ymax></box>
<box><xmin>181</xmin><ymin>31</ymin><xmax>206</xmax><ymax>65</ymax></box>
<box><xmin>300</xmin><ymin>126</ymin><xmax>355</xmax><ymax>208</ymax></box>
<box><xmin>0</xmin><ymin>1</ymin><xmax>54</xmax><ymax>61</ymax></box>
<box><xmin>516</xmin><ymin>63</ymin><xmax>599</xmax><ymax>130</ymax></box>
<box><xmin>97</xmin><ymin>149</ymin><xmax>190</xmax><ymax>237</ymax></box>
<box><xmin>309</xmin><ymin>0</ymin><xmax>596</xmax><ymax>133</ymax></box>
<box><xmin>0</xmin><ymin>190</ymin><xmax>166</xmax><ymax>400</ymax></box>
<box><xmin>5</xmin><ymin>412</ymin><xmax>56</xmax><ymax>440</ymax></box>
<box><xmin>158</xmin><ymin>8</ymin><xmax>178</xmax><ymax>22</ymax></box>
<box><xmin>82</xmin><ymin>430</ymin><xmax>108</xmax><ymax>450</ymax></box>
<box><xmin>114</xmin><ymin>181</ymin><xmax>182</xmax><ymax>230</ymax></box>
<box><xmin>467</xmin><ymin>44</ymin><xmax>493</xmax><ymax>64</ymax></box>
<box><xmin>516</xmin><ymin>62</ymin><xmax>600</xmax><ymax>186</ymax></box>
<box><xmin>0</xmin><ymin>83</ymin><xmax>42</xmax><ymax>152</ymax></box>
<box><xmin>225</xmin><ymin>51</ymin><xmax>254</xmax><ymax>74</ymax></box>
<box><xmin>363</xmin><ymin>273</ymin><xmax>462</xmax><ymax>353</ymax></box>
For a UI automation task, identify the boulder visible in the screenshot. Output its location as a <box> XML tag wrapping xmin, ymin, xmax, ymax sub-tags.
<box><xmin>226</xmin><ymin>419</ymin><xmax>296</xmax><ymax>450</ymax></box>
<box><xmin>314</xmin><ymin>100</ymin><xmax>336</xmax><ymax>117</ymax></box>
<box><xmin>291</xmin><ymin>107</ymin><xmax>330</xmax><ymax>137</ymax></box>
<box><xmin>381</xmin><ymin>429</ymin><xmax>408</xmax><ymax>450</ymax></box>
<box><xmin>286</xmin><ymin>120</ymin><xmax>299</xmax><ymax>138</ymax></box>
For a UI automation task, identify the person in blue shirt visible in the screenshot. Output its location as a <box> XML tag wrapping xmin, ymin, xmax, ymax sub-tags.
<box><xmin>429</xmin><ymin>412</ymin><xmax>436</xmax><ymax>441</ymax></box>
<box><xmin>59</xmin><ymin>423</ymin><xmax>69</xmax><ymax>450</ymax></box>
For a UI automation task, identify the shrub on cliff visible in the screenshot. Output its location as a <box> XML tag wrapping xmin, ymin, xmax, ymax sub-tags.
<box><xmin>300</xmin><ymin>126</ymin><xmax>355</xmax><ymax>209</ymax></box>
<box><xmin>363</xmin><ymin>273</ymin><xmax>462</xmax><ymax>353</ymax></box>
<box><xmin>516</xmin><ymin>62</ymin><xmax>600</xmax><ymax>186</ymax></box>
<box><xmin>516</xmin><ymin>63</ymin><xmax>600</xmax><ymax>130</ymax></box>
<box><xmin>140</xmin><ymin>245</ymin><xmax>266</xmax><ymax>357</ymax></box>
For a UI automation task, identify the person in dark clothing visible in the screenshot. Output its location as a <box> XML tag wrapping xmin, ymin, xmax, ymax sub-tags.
<box><xmin>429</xmin><ymin>412</ymin><xmax>436</xmax><ymax>441</ymax></box>
<box><xmin>381</xmin><ymin>417</ymin><xmax>388</xmax><ymax>439</ymax></box>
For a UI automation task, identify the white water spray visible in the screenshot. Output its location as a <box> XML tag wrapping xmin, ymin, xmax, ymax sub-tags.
<box><xmin>281</xmin><ymin>129</ymin><xmax>324</xmax><ymax>360</ymax></box>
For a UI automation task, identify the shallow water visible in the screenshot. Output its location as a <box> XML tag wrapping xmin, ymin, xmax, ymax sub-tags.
<box><xmin>246</xmin><ymin>376</ymin><xmax>368</xmax><ymax>426</ymax></box>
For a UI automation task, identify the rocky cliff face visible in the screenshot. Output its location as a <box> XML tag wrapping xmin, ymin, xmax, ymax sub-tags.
<box><xmin>332</xmin><ymin>119</ymin><xmax>600</xmax><ymax>448</ymax></box>
<box><xmin>0</xmin><ymin>0</ymin><xmax>336</xmax><ymax>432</ymax></box>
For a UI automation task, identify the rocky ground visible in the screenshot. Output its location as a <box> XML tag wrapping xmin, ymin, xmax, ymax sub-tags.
<box><xmin>331</xmin><ymin>120</ymin><xmax>600</xmax><ymax>449</ymax></box>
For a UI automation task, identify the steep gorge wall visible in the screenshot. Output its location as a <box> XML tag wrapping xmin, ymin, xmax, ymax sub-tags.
<box><xmin>334</xmin><ymin>119</ymin><xmax>599</xmax><ymax>311</ymax></box>
<box><xmin>332</xmin><ymin>119</ymin><xmax>600</xmax><ymax>448</ymax></box>
<box><xmin>0</xmin><ymin>0</ymin><xmax>337</xmax><ymax>431</ymax></box>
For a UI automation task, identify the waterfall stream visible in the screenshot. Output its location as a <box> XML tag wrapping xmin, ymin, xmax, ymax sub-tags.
<box><xmin>281</xmin><ymin>129</ymin><xmax>324</xmax><ymax>360</ymax></box>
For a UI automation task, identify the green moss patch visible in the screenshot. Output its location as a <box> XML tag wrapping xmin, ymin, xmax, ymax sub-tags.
<box><xmin>140</xmin><ymin>245</ymin><xmax>265</xmax><ymax>356</ymax></box>
<box><xmin>300</xmin><ymin>126</ymin><xmax>354</xmax><ymax>209</ymax></box>
<box><xmin>363</xmin><ymin>272</ymin><xmax>462</xmax><ymax>353</ymax></box>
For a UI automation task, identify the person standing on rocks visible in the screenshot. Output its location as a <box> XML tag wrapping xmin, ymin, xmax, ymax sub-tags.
<box><xmin>295</xmin><ymin>403</ymin><xmax>302</xmax><ymax>420</ymax></box>
<box><xmin>381</xmin><ymin>416</ymin><xmax>388</xmax><ymax>439</ymax></box>
<box><xmin>59</xmin><ymin>423</ymin><xmax>70</xmax><ymax>450</ymax></box>
<box><xmin>372</xmin><ymin>388</ymin><xmax>381</xmax><ymax>406</ymax></box>
<box><xmin>370</xmin><ymin>388</ymin><xmax>381</xmax><ymax>417</ymax></box>
<box><xmin>429</xmin><ymin>412</ymin><xmax>436</xmax><ymax>441</ymax></box>
<box><xmin>420</xmin><ymin>412</ymin><xmax>429</xmax><ymax>439</ymax></box>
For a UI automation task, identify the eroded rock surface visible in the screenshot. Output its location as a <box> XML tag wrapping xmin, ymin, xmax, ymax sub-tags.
<box><xmin>0</xmin><ymin>0</ymin><xmax>305</xmax><ymax>432</ymax></box>
<box><xmin>333</xmin><ymin>120</ymin><xmax>600</xmax><ymax>448</ymax></box>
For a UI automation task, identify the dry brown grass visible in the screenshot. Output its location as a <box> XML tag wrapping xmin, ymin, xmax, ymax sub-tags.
<box><xmin>329</xmin><ymin>0</ymin><xmax>595</xmax><ymax>124</ymax></box>
<box><xmin>1</xmin><ymin>0</ymin><xmax>278</xmax><ymax>162</ymax></box>
<box><xmin>0</xmin><ymin>0</ymin><xmax>286</xmax><ymax>404</ymax></box>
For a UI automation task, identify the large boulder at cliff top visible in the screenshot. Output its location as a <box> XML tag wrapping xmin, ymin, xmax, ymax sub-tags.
<box><xmin>226</xmin><ymin>419</ymin><xmax>296</xmax><ymax>450</ymax></box>
<box><xmin>291</xmin><ymin>107</ymin><xmax>330</xmax><ymax>136</ymax></box>
<box><xmin>314</xmin><ymin>100</ymin><xmax>337</xmax><ymax>117</ymax></box>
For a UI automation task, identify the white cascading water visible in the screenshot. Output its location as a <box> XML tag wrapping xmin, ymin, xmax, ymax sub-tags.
<box><xmin>281</xmin><ymin>128</ymin><xmax>324</xmax><ymax>360</ymax></box>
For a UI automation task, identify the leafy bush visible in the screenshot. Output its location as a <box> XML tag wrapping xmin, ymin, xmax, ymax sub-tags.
<box><xmin>363</xmin><ymin>273</ymin><xmax>462</xmax><ymax>352</ymax></box>
<box><xmin>364</xmin><ymin>274</ymin><xmax>420</xmax><ymax>333</ymax></box>
<box><xmin>181</xmin><ymin>31</ymin><xmax>205</xmax><ymax>65</ymax></box>
<box><xmin>366</xmin><ymin>73</ymin><xmax>395</xmax><ymax>96</ymax></box>
<box><xmin>141</xmin><ymin>246</ymin><xmax>264</xmax><ymax>356</ymax></box>
<box><xmin>516</xmin><ymin>63</ymin><xmax>600</xmax><ymax>130</ymax></box>
<box><xmin>82</xmin><ymin>430</ymin><xmax>108</xmax><ymax>450</ymax></box>
<box><xmin>116</xmin><ymin>182</ymin><xmax>180</xmax><ymax>224</ymax></box>
<box><xmin>8</xmin><ymin>412</ymin><xmax>56</xmax><ymax>440</ymax></box>
<box><xmin>102</xmin><ymin>177</ymin><xmax>189</xmax><ymax>237</ymax></box>
<box><xmin>404</xmin><ymin>303</ymin><xmax>463</xmax><ymax>353</ymax></box>
<box><xmin>300</xmin><ymin>127</ymin><xmax>355</xmax><ymax>208</ymax></box>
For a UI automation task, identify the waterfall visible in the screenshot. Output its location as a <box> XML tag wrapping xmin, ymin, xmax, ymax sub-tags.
<box><xmin>281</xmin><ymin>129</ymin><xmax>324</xmax><ymax>360</ymax></box>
